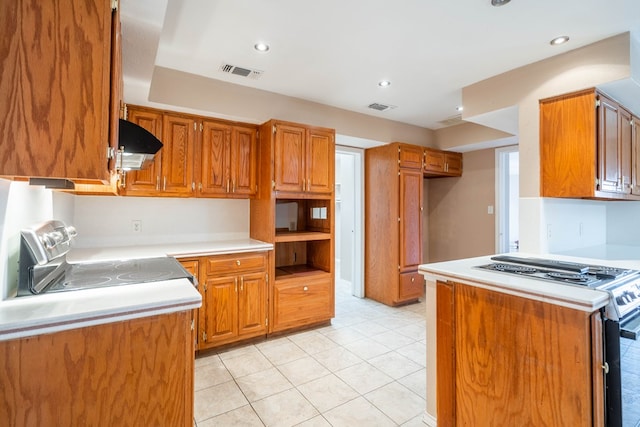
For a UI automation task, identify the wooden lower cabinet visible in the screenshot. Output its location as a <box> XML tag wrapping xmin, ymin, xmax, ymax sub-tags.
<box><xmin>271</xmin><ymin>275</ymin><xmax>334</xmax><ymax>333</ymax></box>
<box><xmin>436</xmin><ymin>280</ymin><xmax>604</xmax><ymax>426</ymax></box>
<box><xmin>185</xmin><ymin>252</ymin><xmax>268</xmax><ymax>350</ymax></box>
<box><xmin>0</xmin><ymin>311</ymin><xmax>195</xmax><ymax>427</ymax></box>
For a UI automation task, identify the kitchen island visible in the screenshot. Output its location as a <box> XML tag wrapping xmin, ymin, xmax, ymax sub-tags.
<box><xmin>419</xmin><ymin>254</ymin><xmax>634</xmax><ymax>427</ymax></box>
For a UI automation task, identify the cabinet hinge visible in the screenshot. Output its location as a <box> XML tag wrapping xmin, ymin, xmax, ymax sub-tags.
<box><xmin>266</xmin><ymin>273</ymin><xmax>269</xmax><ymax>284</ymax></box>
<box><xmin>595</xmin><ymin>178</ymin><xmax>600</xmax><ymax>187</ymax></box>
<box><xmin>272</xmin><ymin>180</ymin><xmax>276</xmax><ymax>190</ymax></box>
<box><xmin>203</xmin><ymin>283</ymin><xmax>207</xmax><ymax>291</ymax></box>
<box><xmin>111</xmin><ymin>0</ymin><xmax>118</xmax><ymax>11</ymax></box>
<box><xmin>595</xmin><ymin>99</ymin><xmax>601</xmax><ymax>108</ymax></box>
<box><xmin>265</xmin><ymin>317</ymin><xmax>268</xmax><ymax>326</ymax></box>
<box><xmin>398</xmin><ymin>217</ymin><xmax>401</xmax><ymax>222</ymax></box>
<box><xmin>123</xmin><ymin>103</ymin><xmax>128</xmax><ymax>120</ymax></box>
<box><xmin>193</xmin><ymin>122</ymin><xmax>197</xmax><ymax>131</ymax></box>
<box><xmin>272</xmin><ymin>125</ymin><xmax>276</xmax><ymax>134</ymax></box>
<box><xmin>190</xmin><ymin>319</ymin><xmax>195</xmax><ymax>331</ymax></box>
<box><xmin>202</xmin><ymin>331</ymin><xmax>207</xmax><ymax>342</ymax></box>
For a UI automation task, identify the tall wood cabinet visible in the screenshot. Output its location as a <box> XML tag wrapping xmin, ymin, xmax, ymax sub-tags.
<box><xmin>540</xmin><ymin>88</ymin><xmax>640</xmax><ymax>200</ymax></box>
<box><xmin>251</xmin><ymin>120</ymin><xmax>335</xmax><ymax>333</ymax></box>
<box><xmin>0</xmin><ymin>0</ymin><xmax>120</xmax><ymax>182</ymax></box>
<box><xmin>365</xmin><ymin>143</ymin><xmax>424</xmax><ymax>306</ymax></box>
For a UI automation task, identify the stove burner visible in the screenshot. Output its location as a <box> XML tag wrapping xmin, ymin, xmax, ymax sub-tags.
<box><xmin>546</xmin><ymin>272</ymin><xmax>591</xmax><ymax>282</ymax></box>
<box><xmin>62</xmin><ymin>276</ymin><xmax>113</xmax><ymax>288</ymax></box>
<box><xmin>116</xmin><ymin>270</ymin><xmax>175</xmax><ymax>282</ymax></box>
<box><xmin>492</xmin><ymin>264</ymin><xmax>537</xmax><ymax>274</ymax></box>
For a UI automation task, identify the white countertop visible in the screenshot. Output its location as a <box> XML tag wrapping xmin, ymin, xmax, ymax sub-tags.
<box><xmin>67</xmin><ymin>238</ymin><xmax>273</xmax><ymax>263</ymax></box>
<box><xmin>418</xmin><ymin>253</ymin><xmax>640</xmax><ymax>313</ymax></box>
<box><xmin>2</xmin><ymin>238</ymin><xmax>272</xmax><ymax>341</ymax></box>
<box><xmin>0</xmin><ymin>279</ymin><xmax>201</xmax><ymax>341</ymax></box>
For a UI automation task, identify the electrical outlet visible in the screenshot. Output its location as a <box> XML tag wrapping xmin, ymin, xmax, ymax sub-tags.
<box><xmin>132</xmin><ymin>220</ymin><xmax>142</xmax><ymax>233</ymax></box>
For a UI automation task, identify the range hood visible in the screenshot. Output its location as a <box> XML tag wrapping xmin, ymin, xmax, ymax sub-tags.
<box><xmin>116</xmin><ymin>119</ymin><xmax>163</xmax><ymax>170</ymax></box>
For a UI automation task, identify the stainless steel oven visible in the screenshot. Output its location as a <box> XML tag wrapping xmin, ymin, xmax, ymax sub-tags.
<box><xmin>17</xmin><ymin>220</ymin><xmax>195</xmax><ymax>296</ymax></box>
<box><xmin>477</xmin><ymin>255</ymin><xmax>640</xmax><ymax>427</ymax></box>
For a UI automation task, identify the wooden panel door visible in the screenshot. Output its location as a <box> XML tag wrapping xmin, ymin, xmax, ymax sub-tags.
<box><xmin>274</xmin><ymin>123</ymin><xmax>305</xmax><ymax>192</ymax></box>
<box><xmin>399</xmin><ymin>168</ymin><xmax>423</xmax><ymax>271</ymax></box>
<box><xmin>123</xmin><ymin>107</ymin><xmax>163</xmax><ymax>194</ymax></box>
<box><xmin>598</xmin><ymin>95</ymin><xmax>622</xmax><ymax>193</ymax></box>
<box><xmin>201</xmin><ymin>275</ymin><xmax>238</xmax><ymax>348</ymax></box>
<box><xmin>199</xmin><ymin>120</ymin><xmax>230</xmax><ymax>196</ymax></box>
<box><xmin>238</xmin><ymin>271</ymin><xmax>267</xmax><ymax>337</ymax></box>
<box><xmin>231</xmin><ymin>125</ymin><xmax>257</xmax><ymax>196</ymax></box>
<box><xmin>162</xmin><ymin>114</ymin><xmax>195</xmax><ymax>196</ymax></box>
<box><xmin>0</xmin><ymin>0</ymin><xmax>115</xmax><ymax>181</ymax></box>
<box><xmin>306</xmin><ymin>128</ymin><xmax>334</xmax><ymax>194</ymax></box>
<box><xmin>619</xmin><ymin>107</ymin><xmax>632</xmax><ymax>194</ymax></box>
<box><xmin>632</xmin><ymin>115</ymin><xmax>640</xmax><ymax>195</ymax></box>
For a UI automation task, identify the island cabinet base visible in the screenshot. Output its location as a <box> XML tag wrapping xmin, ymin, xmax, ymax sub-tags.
<box><xmin>0</xmin><ymin>311</ymin><xmax>195</xmax><ymax>427</ymax></box>
<box><xmin>437</xmin><ymin>281</ymin><xmax>604</xmax><ymax>427</ymax></box>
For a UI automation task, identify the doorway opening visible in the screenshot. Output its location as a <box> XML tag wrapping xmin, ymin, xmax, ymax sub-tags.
<box><xmin>335</xmin><ymin>146</ymin><xmax>364</xmax><ymax>298</ymax></box>
<box><xmin>496</xmin><ymin>146</ymin><xmax>519</xmax><ymax>253</ymax></box>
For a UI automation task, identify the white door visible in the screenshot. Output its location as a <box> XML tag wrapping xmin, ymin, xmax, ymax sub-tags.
<box><xmin>496</xmin><ymin>146</ymin><xmax>519</xmax><ymax>253</ymax></box>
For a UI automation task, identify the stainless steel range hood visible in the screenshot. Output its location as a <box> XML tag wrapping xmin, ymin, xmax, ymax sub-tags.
<box><xmin>116</xmin><ymin>119</ymin><xmax>163</xmax><ymax>170</ymax></box>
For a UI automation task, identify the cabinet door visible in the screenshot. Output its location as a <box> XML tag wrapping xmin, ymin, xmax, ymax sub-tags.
<box><xmin>231</xmin><ymin>125</ymin><xmax>257</xmax><ymax>196</ymax></box>
<box><xmin>444</xmin><ymin>152</ymin><xmax>463</xmax><ymax>176</ymax></box>
<box><xmin>399</xmin><ymin>145</ymin><xmax>423</xmax><ymax>170</ymax></box>
<box><xmin>274</xmin><ymin>124</ymin><xmax>305</xmax><ymax>192</ymax></box>
<box><xmin>424</xmin><ymin>149</ymin><xmax>445</xmax><ymax>173</ymax></box>
<box><xmin>598</xmin><ymin>96</ymin><xmax>622</xmax><ymax>193</ymax></box>
<box><xmin>162</xmin><ymin>114</ymin><xmax>196</xmax><ymax>196</ymax></box>
<box><xmin>399</xmin><ymin>169</ymin><xmax>423</xmax><ymax>271</ymax></box>
<box><xmin>399</xmin><ymin>271</ymin><xmax>424</xmax><ymax>302</ymax></box>
<box><xmin>238</xmin><ymin>271</ymin><xmax>267</xmax><ymax>337</ymax></box>
<box><xmin>632</xmin><ymin>116</ymin><xmax>640</xmax><ymax>195</ymax></box>
<box><xmin>0</xmin><ymin>0</ymin><xmax>115</xmax><ymax>181</ymax></box>
<box><xmin>199</xmin><ymin>120</ymin><xmax>230</xmax><ymax>196</ymax></box>
<box><xmin>619</xmin><ymin>108</ymin><xmax>632</xmax><ymax>194</ymax></box>
<box><xmin>123</xmin><ymin>108</ymin><xmax>163</xmax><ymax>194</ymax></box>
<box><xmin>200</xmin><ymin>275</ymin><xmax>238</xmax><ymax>348</ymax></box>
<box><xmin>306</xmin><ymin>128</ymin><xmax>334</xmax><ymax>193</ymax></box>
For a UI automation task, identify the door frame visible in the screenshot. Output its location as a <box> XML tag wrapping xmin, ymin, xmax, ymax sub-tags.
<box><xmin>495</xmin><ymin>145</ymin><xmax>519</xmax><ymax>253</ymax></box>
<box><xmin>335</xmin><ymin>146</ymin><xmax>364</xmax><ymax>298</ymax></box>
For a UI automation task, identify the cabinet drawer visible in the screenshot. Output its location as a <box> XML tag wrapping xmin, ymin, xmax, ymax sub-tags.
<box><xmin>272</xmin><ymin>277</ymin><xmax>333</xmax><ymax>330</ymax></box>
<box><xmin>205</xmin><ymin>252</ymin><xmax>267</xmax><ymax>275</ymax></box>
<box><xmin>398</xmin><ymin>271</ymin><xmax>424</xmax><ymax>302</ymax></box>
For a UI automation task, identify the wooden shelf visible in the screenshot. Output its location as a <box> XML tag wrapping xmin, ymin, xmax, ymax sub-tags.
<box><xmin>275</xmin><ymin>231</ymin><xmax>331</xmax><ymax>243</ymax></box>
<box><xmin>275</xmin><ymin>265</ymin><xmax>330</xmax><ymax>280</ymax></box>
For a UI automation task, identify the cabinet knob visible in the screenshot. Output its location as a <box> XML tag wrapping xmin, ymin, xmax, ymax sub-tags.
<box><xmin>236</xmin><ymin>260</ymin><xmax>241</xmax><ymax>266</ymax></box>
<box><xmin>411</xmin><ymin>277</ymin><xmax>415</xmax><ymax>282</ymax></box>
<box><xmin>303</xmin><ymin>286</ymin><xmax>309</xmax><ymax>291</ymax></box>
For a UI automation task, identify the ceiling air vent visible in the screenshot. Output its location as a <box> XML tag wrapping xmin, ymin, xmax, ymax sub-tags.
<box><xmin>367</xmin><ymin>103</ymin><xmax>396</xmax><ymax>112</ymax></box>
<box><xmin>219</xmin><ymin>63</ymin><xmax>263</xmax><ymax>79</ymax></box>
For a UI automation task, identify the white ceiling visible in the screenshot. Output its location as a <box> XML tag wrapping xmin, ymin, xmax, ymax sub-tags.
<box><xmin>121</xmin><ymin>0</ymin><xmax>640</xmax><ymax>131</ymax></box>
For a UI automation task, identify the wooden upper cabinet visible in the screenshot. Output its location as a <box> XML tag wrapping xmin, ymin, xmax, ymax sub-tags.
<box><xmin>424</xmin><ymin>148</ymin><xmax>462</xmax><ymax>177</ymax></box>
<box><xmin>0</xmin><ymin>0</ymin><xmax>118</xmax><ymax>182</ymax></box>
<box><xmin>122</xmin><ymin>107</ymin><xmax>163</xmax><ymax>195</ymax></box>
<box><xmin>631</xmin><ymin>115</ymin><xmax>640</xmax><ymax>195</ymax></box>
<box><xmin>274</xmin><ymin>123</ymin><xmax>306</xmax><ymax>192</ymax></box>
<box><xmin>540</xmin><ymin>88</ymin><xmax>639</xmax><ymax>200</ymax></box>
<box><xmin>398</xmin><ymin>144</ymin><xmax>424</xmax><ymax>169</ymax></box>
<box><xmin>272</xmin><ymin>121</ymin><xmax>335</xmax><ymax>195</ymax></box>
<box><xmin>198</xmin><ymin>121</ymin><xmax>257</xmax><ymax>197</ymax></box>
<box><xmin>306</xmin><ymin>128</ymin><xmax>335</xmax><ymax>194</ymax></box>
<box><xmin>161</xmin><ymin>114</ymin><xmax>196</xmax><ymax>196</ymax></box>
<box><xmin>230</xmin><ymin>125</ymin><xmax>257</xmax><ymax>197</ymax></box>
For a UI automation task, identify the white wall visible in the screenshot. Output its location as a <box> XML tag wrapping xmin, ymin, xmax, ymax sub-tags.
<box><xmin>605</xmin><ymin>201</ymin><xmax>640</xmax><ymax>244</ymax></box>
<box><xmin>72</xmin><ymin>196</ymin><xmax>249</xmax><ymax>248</ymax></box>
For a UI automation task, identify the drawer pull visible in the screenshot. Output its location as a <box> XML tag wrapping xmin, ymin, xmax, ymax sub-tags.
<box><xmin>411</xmin><ymin>277</ymin><xmax>415</xmax><ymax>282</ymax></box>
<box><xmin>303</xmin><ymin>286</ymin><xmax>309</xmax><ymax>291</ymax></box>
<box><xmin>236</xmin><ymin>260</ymin><xmax>241</xmax><ymax>266</ymax></box>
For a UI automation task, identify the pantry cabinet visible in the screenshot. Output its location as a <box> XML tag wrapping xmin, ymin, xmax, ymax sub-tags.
<box><xmin>365</xmin><ymin>143</ymin><xmax>424</xmax><ymax>306</ymax></box>
<box><xmin>540</xmin><ymin>88</ymin><xmax>640</xmax><ymax>200</ymax></box>
<box><xmin>251</xmin><ymin>119</ymin><xmax>335</xmax><ymax>334</ymax></box>
<box><xmin>0</xmin><ymin>0</ymin><xmax>120</xmax><ymax>182</ymax></box>
<box><xmin>194</xmin><ymin>252</ymin><xmax>268</xmax><ymax>350</ymax></box>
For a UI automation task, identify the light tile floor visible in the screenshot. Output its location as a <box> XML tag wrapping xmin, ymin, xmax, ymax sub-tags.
<box><xmin>194</xmin><ymin>280</ymin><xmax>427</xmax><ymax>426</ymax></box>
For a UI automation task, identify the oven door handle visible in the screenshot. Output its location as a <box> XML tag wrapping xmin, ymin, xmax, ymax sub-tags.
<box><xmin>620</xmin><ymin>310</ymin><xmax>640</xmax><ymax>340</ymax></box>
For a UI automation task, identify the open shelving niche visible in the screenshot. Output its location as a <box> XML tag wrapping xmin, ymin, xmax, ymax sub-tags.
<box><xmin>274</xmin><ymin>198</ymin><xmax>332</xmax><ymax>281</ymax></box>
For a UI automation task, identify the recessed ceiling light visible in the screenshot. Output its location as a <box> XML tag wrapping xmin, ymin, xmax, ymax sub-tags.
<box><xmin>550</xmin><ymin>36</ymin><xmax>570</xmax><ymax>46</ymax></box>
<box><xmin>378</xmin><ymin>80</ymin><xmax>391</xmax><ymax>87</ymax></box>
<box><xmin>491</xmin><ymin>0</ymin><xmax>511</xmax><ymax>6</ymax></box>
<box><xmin>254</xmin><ymin>42</ymin><xmax>270</xmax><ymax>52</ymax></box>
